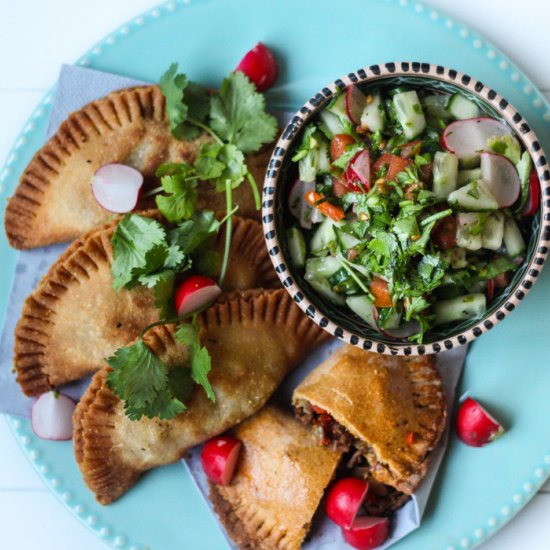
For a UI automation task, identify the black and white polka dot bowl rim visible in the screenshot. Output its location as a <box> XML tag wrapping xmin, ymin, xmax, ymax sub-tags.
<box><xmin>262</xmin><ymin>61</ymin><xmax>550</xmax><ymax>356</ymax></box>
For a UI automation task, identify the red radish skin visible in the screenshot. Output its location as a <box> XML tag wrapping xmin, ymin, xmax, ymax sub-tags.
<box><xmin>325</xmin><ymin>478</ymin><xmax>369</xmax><ymax>529</ymax></box>
<box><xmin>456</xmin><ymin>397</ymin><xmax>505</xmax><ymax>447</ymax></box>
<box><xmin>201</xmin><ymin>436</ymin><xmax>242</xmax><ymax>485</ymax></box>
<box><xmin>486</xmin><ymin>278</ymin><xmax>495</xmax><ymax>302</ymax></box>
<box><xmin>480</xmin><ymin>152</ymin><xmax>521</xmax><ymax>208</ymax></box>
<box><xmin>175</xmin><ymin>276</ymin><xmax>222</xmax><ymax>317</ymax></box>
<box><xmin>92</xmin><ymin>163</ymin><xmax>144</xmax><ymax>213</ymax></box>
<box><xmin>442</xmin><ymin>117</ymin><xmax>511</xmax><ymax>158</ymax></box>
<box><xmin>346</xmin><ymin>149</ymin><xmax>371</xmax><ymax>192</ymax></box>
<box><xmin>235</xmin><ymin>42</ymin><xmax>278</xmax><ymax>92</ymax></box>
<box><xmin>31</xmin><ymin>391</ymin><xmax>76</xmax><ymax>441</ymax></box>
<box><xmin>346</xmin><ymin>85</ymin><xmax>367</xmax><ymax>125</ymax></box>
<box><xmin>522</xmin><ymin>170</ymin><xmax>541</xmax><ymax>217</ymax></box>
<box><xmin>341</xmin><ymin>516</ymin><xmax>390</xmax><ymax>550</ymax></box>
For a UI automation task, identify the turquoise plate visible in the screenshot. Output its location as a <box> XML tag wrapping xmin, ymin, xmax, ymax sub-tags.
<box><xmin>2</xmin><ymin>1</ymin><xmax>550</xmax><ymax>548</ymax></box>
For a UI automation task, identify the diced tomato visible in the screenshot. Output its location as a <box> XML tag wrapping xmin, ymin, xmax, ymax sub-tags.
<box><xmin>311</xmin><ymin>404</ymin><xmax>329</xmax><ymax>415</ymax></box>
<box><xmin>387</xmin><ymin>155</ymin><xmax>412</xmax><ymax>182</ymax></box>
<box><xmin>369</xmin><ymin>277</ymin><xmax>393</xmax><ymax>308</ymax></box>
<box><xmin>399</xmin><ymin>140</ymin><xmax>422</xmax><ymax>159</ymax></box>
<box><xmin>493</xmin><ymin>271</ymin><xmax>511</xmax><ymax>289</ymax></box>
<box><xmin>331</xmin><ymin>134</ymin><xmax>356</xmax><ymax>161</ymax></box>
<box><xmin>305</xmin><ymin>190</ymin><xmax>345</xmax><ymax>221</ymax></box>
<box><xmin>332</xmin><ymin>176</ymin><xmax>349</xmax><ymax>198</ymax></box>
<box><xmin>372</xmin><ymin>153</ymin><xmax>393</xmax><ymax>173</ymax></box>
<box><xmin>432</xmin><ymin>213</ymin><xmax>457</xmax><ymax>250</ymax></box>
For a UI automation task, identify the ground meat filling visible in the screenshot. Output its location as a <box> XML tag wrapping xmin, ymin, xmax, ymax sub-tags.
<box><xmin>294</xmin><ymin>400</ymin><xmax>410</xmax><ymax>516</ymax></box>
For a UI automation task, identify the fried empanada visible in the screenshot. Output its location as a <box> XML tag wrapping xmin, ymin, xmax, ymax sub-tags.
<box><xmin>74</xmin><ymin>289</ymin><xmax>331</xmax><ymax>505</ymax></box>
<box><xmin>210</xmin><ymin>405</ymin><xmax>342</xmax><ymax>550</ymax></box>
<box><xmin>4</xmin><ymin>85</ymin><xmax>272</xmax><ymax>249</ymax></box>
<box><xmin>14</xmin><ymin>214</ymin><xmax>278</xmax><ymax>396</ymax></box>
<box><xmin>293</xmin><ymin>345</ymin><xmax>446</xmax><ymax>511</ymax></box>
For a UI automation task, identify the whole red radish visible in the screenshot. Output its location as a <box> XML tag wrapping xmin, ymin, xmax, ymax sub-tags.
<box><xmin>175</xmin><ymin>275</ymin><xmax>222</xmax><ymax>317</ymax></box>
<box><xmin>235</xmin><ymin>42</ymin><xmax>278</xmax><ymax>92</ymax></box>
<box><xmin>341</xmin><ymin>516</ymin><xmax>390</xmax><ymax>549</ymax></box>
<box><xmin>201</xmin><ymin>436</ymin><xmax>242</xmax><ymax>485</ymax></box>
<box><xmin>325</xmin><ymin>477</ymin><xmax>369</xmax><ymax>528</ymax></box>
<box><xmin>456</xmin><ymin>397</ymin><xmax>505</xmax><ymax>447</ymax></box>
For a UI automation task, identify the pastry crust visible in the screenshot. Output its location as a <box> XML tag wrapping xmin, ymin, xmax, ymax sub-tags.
<box><xmin>293</xmin><ymin>345</ymin><xmax>446</xmax><ymax>494</ymax></box>
<box><xmin>74</xmin><ymin>289</ymin><xmax>331</xmax><ymax>505</ymax></box>
<box><xmin>210</xmin><ymin>405</ymin><xmax>342</xmax><ymax>550</ymax></box>
<box><xmin>14</xmin><ymin>214</ymin><xmax>278</xmax><ymax>396</ymax></box>
<box><xmin>4</xmin><ymin>85</ymin><xmax>272</xmax><ymax>249</ymax></box>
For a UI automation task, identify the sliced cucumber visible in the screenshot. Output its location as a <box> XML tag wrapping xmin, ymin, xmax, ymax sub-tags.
<box><xmin>345</xmin><ymin>295</ymin><xmax>378</xmax><ymax>329</ymax></box>
<box><xmin>287</xmin><ymin>227</ymin><xmax>306</xmax><ymax>269</ymax></box>
<box><xmin>327</xmin><ymin>92</ymin><xmax>348</xmax><ymax>120</ymax></box>
<box><xmin>459</xmin><ymin>155</ymin><xmax>481</xmax><ymax>170</ymax></box>
<box><xmin>393</xmin><ymin>90</ymin><xmax>426</xmax><ymax>140</ymax></box>
<box><xmin>457</xmin><ymin>213</ymin><xmax>483</xmax><ymax>251</ymax></box>
<box><xmin>447</xmin><ymin>93</ymin><xmax>480</xmax><ymax>120</ymax></box>
<box><xmin>317</xmin><ymin>141</ymin><xmax>331</xmax><ymax>173</ymax></box>
<box><xmin>457</xmin><ymin>168</ymin><xmax>482</xmax><ymax>187</ymax></box>
<box><xmin>360</xmin><ymin>92</ymin><xmax>384</xmax><ymax>132</ymax></box>
<box><xmin>433</xmin><ymin>293</ymin><xmax>486</xmax><ymax>325</ymax></box>
<box><xmin>433</xmin><ymin>151</ymin><xmax>459</xmax><ymax>199</ymax></box>
<box><xmin>304</xmin><ymin>271</ymin><xmax>346</xmax><ymax>305</ymax></box>
<box><xmin>447</xmin><ymin>180</ymin><xmax>499</xmax><ymax>211</ymax></box>
<box><xmin>334</xmin><ymin>226</ymin><xmax>360</xmax><ymax>250</ymax></box>
<box><xmin>305</xmin><ymin>256</ymin><xmax>341</xmax><ymax>278</ymax></box>
<box><xmin>310</xmin><ymin>216</ymin><xmax>337</xmax><ymax>253</ymax></box>
<box><xmin>318</xmin><ymin>110</ymin><xmax>345</xmax><ymax>139</ymax></box>
<box><xmin>298</xmin><ymin>151</ymin><xmax>317</xmax><ymax>182</ymax></box>
<box><xmin>422</xmin><ymin>94</ymin><xmax>452</xmax><ymax>120</ymax></box>
<box><xmin>503</xmin><ymin>218</ymin><xmax>526</xmax><ymax>257</ymax></box>
<box><xmin>481</xmin><ymin>211</ymin><xmax>504</xmax><ymax>251</ymax></box>
<box><xmin>449</xmin><ymin>247</ymin><xmax>468</xmax><ymax>269</ymax></box>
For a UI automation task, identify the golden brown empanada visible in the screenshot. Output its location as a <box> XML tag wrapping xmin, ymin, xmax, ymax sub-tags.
<box><xmin>210</xmin><ymin>405</ymin><xmax>342</xmax><ymax>550</ymax></box>
<box><xmin>74</xmin><ymin>289</ymin><xmax>331</xmax><ymax>505</ymax></box>
<box><xmin>293</xmin><ymin>345</ymin><xmax>446</xmax><ymax>503</ymax></box>
<box><xmin>4</xmin><ymin>85</ymin><xmax>272</xmax><ymax>249</ymax></box>
<box><xmin>14</xmin><ymin>214</ymin><xmax>278</xmax><ymax>396</ymax></box>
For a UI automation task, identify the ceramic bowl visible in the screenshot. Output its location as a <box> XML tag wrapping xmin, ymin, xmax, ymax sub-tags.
<box><xmin>262</xmin><ymin>61</ymin><xmax>550</xmax><ymax>355</ymax></box>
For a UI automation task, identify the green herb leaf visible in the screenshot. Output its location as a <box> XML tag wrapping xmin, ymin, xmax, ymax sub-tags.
<box><xmin>106</xmin><ymin>338</ymin><xmax>190</xmax><ymax>421</ymax></box>
<box><xmin>138</xmin><ymin>269</ymin><xmax>176</xmax><ymax>319</ymax></box>
<box><xmin>175</xmin><ymin>319</ymin><xmax>215</xmax><ymax>402</ymax></box>
<box><xmin>168</xmin><ymin>210</ymin><xmax>221</xmax><ymax>255</ymax></box>
<box><xmin>210</xmin><ymin>71</ymin><xmax>277</xmax><ymax>154</ymax></box>
<box><xmin>111</xmin><ymin>215</ymin><xmax>169</xmax><ymax>290</ymax></box>
<box><xmin>487</xmin><ymin>134</ymin><xmax>521</xmax><ymax>164</ymax></box>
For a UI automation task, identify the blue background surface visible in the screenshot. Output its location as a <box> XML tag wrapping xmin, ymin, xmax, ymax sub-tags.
<box><xmin>2</xmin><ymin>1</ymin><xmax>550</xmax><ymax>548</ymax></box>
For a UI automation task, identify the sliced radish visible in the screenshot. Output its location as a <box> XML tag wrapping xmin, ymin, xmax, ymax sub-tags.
<box><xmin>456</xmin><ymin>397</ymin><xmax>505</xmax><ymax>447</ymax></box>
<box><xmin>325</xmin><ymin>478</ymin><xmax>369</xmax><ymax>529</ymax></box>
<box><xmin>345</xmin><ymin>149</ymin><xmax>371</xmax><ymax>192</ymax></box>
<box><xmin>235</xmin><ymin>42</ymin><xmax>278</xmax><ymax>92</ymax></box>
<box><xmin>341</xmin><ymin>516</ymin><xmax>390</xmax><ymax>550</ymax></box>
<box><xmin>480</xmin><ymin>152</ymin><xmax>521</xmax><ymax>208</ymax></box>
<box><xmin>486</xmin><ymin>278</ymin><xmax>495</xmax><ymax>302</ymax></box>
<box><xmin>201</xmin><ymin>436</ymin><xmax>242</xmax><ymax>485</ymax></box>
<box><xmin>522</xmin><ymin>170</ymin><xmax>541</xmax><ymax>217</ymax></box>
<box><xmin>442</xmin><ymin>117</ymin><xmax>512</xmax><ymax>159</ymax></box>
<box><xmin>175</xmin><ymin>275</ymin><xmax>222</xmax><ymax>317</ymax></box>
<box><xmin>31</xmin><ymin>391</ymin><xmax>76</xmax><ymax>441</ymax></box>
<box><xmin>346</xmin><ymin>85</ymin><xmax>367</xmax><ymax>125</ymax></box>
<box><xmin>91</xmin><ymin>163</ymin><xmax>143</xmax><ymax>213</ymax></box>
<box><xmin>381</xmin><ymin>320</ymin><xmax>422</xmax><ymax>340</ymax></box>
<box><xmin>288</xmin><ymin>178</ymin><xmax>323</xmax><ymax>229</ymax></box>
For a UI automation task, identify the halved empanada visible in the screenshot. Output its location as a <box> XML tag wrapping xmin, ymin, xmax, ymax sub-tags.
<box><xmin>4</xmin><ymin>85</ymin><xmax>272</xmax><ymax>249</ymax></box>
<box><xmin>74</xmin><ymin>289</ymin><xmax>331</xmax><ymax>504</ymax></box>
<box><xmin>293</xmin><ymin>345</ymin><xmax>446</xmax><ymax>509</ymax></box>
<box><xmin>210</xmin><ymin>405</ymin><xmax>342</xmax><ymax>550</ymax></box>
<box><xmin>14</xmin><ymin>214</ymin><xmax>278</xmax><ymax>396</ymax></box>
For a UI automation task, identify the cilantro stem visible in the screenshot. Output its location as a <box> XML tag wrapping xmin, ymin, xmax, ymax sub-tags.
<box><xmin>336</xmin><ymin>256</ymin><xmax>370</xmax><ymax>293</ymax></box>
<box><xmin>219</xmin><ymin>204</ymin><xmax>239</xmax><ymax>225</ymax></box>
<box><xmin>219</xmin><ymin>180</ymin><xmax>233</xmax><ymax>285</ymax></box>
<box><xmin>188</xmin><ymin>118</ymin><xmax>224</xmax><ymax>145</ymax></box>
<box><xmin>246</xmin><ymin>170</ymin><xmax>261</xmax><ymax>210</ymax></box>
<box><xmin>420</xmin><ymin>208</ymin><xmax>452</xmax><ymax>227</ymax></box>
<box><xmin>142</xmin><ymin>185</ymin><xmax>164</xmax><ymax>198</ymax></box>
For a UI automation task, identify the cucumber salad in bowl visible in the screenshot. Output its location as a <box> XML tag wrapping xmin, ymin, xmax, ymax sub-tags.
<box><xmin>286</xmin><ymin>84</ymin><xmax>539</xmax><ymax>343</ymax></box>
